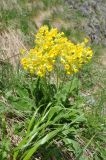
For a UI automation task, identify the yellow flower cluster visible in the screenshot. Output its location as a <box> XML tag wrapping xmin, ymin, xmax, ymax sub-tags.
<box><xmin>20</xmin><ymin>26</ymin><xmax>93</xmax><ymax>77</ymax></box>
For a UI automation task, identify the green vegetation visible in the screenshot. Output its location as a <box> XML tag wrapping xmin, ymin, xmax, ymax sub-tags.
<box><xmin>0</xmin><ymin>0</ymin><xmax>106</xmax><ymax>160</ymax></box>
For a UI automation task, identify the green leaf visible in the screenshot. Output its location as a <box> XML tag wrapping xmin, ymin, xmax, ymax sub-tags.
<box><xmin>47</xmin><ymin>106</ymin><xmax>62</xmax><ymax>121</ymax></box>
<box><xmin>23</xmin><ymin>128</ymin><xmax>63</xmax><ymax>160</ymax></box>
<box><xmin>27</xmin><ymin>107</ymin><xmax>40</xmax><ymax>134</ymax></box>
<box><xmin>63</xmin><ymin>138</ymin><xmax>80</xmax><ymax>155</ymax></box>
<box><xmin>70</xmin><ymin>77</ymin><xmax>79</xmax><ymax>93</ymax></box>
<box><xmin>55</xmin><ymin>77</ymin><xmax>79</xmax><ymax>104</ymax></box>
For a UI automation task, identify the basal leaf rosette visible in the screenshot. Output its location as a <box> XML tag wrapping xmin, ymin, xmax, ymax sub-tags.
<box><xmin>20</xmin><ymin>26</ymin><xmax>93</xmax><ymax>77</ymax></box>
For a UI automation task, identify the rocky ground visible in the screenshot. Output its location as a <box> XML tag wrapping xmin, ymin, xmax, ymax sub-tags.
<box><xmin>66</xmin><ymin>0</ymin><xmax>106</xmax><ymax>45</ymax></box>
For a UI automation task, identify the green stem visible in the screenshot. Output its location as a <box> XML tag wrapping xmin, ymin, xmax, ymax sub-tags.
<box><xmin>76</xmin><ymin>133</ymin><xmax>96</xmax><ymax>159</ymax></box>
<box><xmin>30</xmin><ymin>75</ymin><xmax>35</xmax><ymax>101</ymax></box>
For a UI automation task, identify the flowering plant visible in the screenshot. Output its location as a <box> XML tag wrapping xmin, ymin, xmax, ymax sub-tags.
<box><xmin>21</xmin><ymin>26</ymin><xmax>93</xmax><ymax>78</ymax></box>
<box><xmin>14</xmin><ymin>26</ymin><xmax>94</xmax><ymax>160</ymax></box>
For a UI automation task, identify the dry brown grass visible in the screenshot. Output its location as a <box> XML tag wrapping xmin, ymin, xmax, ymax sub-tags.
<box><xmin>0</xmin><ymin>0</ymin><xmax>21</xmax><ymax>10</ymax></box>
<box><xmin>0</xmin><ymin>29</ymin><xmax>26</xmax><ymax>66</ymax></box>
<box><xmin>0</xmin><ymin>0</ymin><xmax>43</xmax><ymax>12</ymax></box>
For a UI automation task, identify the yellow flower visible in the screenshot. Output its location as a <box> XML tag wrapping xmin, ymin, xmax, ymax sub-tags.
<box><xmin>73</xmin><ymin>68</ymin><xmax>78</xmax><ymax>73</ymax></box>
<box><xmin>20</xmin><ymin>48</ymin><xmax>26</xmax><ymax>55</ymax></box>
<box><xmin>46</xmin><ymin>64</ymin><xmax>53</xmax><ymax>72</ymax></box>
<box><xmin>64</xmin><ymin>64</ymin><xmax>70</xmax><ymax>70</ymax></box>
<box><xmin>37</xmin><ymin>70</ymin><xmax>44</xmax><ymax>77</ymax></box>
<box><xmin>23</xmin><ymin>67</ymin><xmax>27</xmax><ymax>70</ymax></box>
<box><xmin>84</xmin><ymin>38</ymin><xmax>89</xmax><ymax>44</ymax></box>
<box><xmin>67</xmin><ymin>71</ymin><xmax>71</xmax><ymax>75</ymax></box>
<box><xmin>49</xmin><ymin>28</ymin><xmax>58</xmax><ymax>37</ymax></box>
<box><xmin>20</xmin><ymin>25</ymin><xmax>93</xmax><ymax>77</ymax></box>
<box><xmin>21</xmin><ymin>58</ymin><xmax>27</xmax><ymax>64</ymax></box>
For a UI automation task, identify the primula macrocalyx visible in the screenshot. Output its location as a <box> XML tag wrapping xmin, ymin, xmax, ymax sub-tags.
<box><xmin>20</xmin><ymin>25</ymin><xmax>93</xmax><ymax>77</ymax></box>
